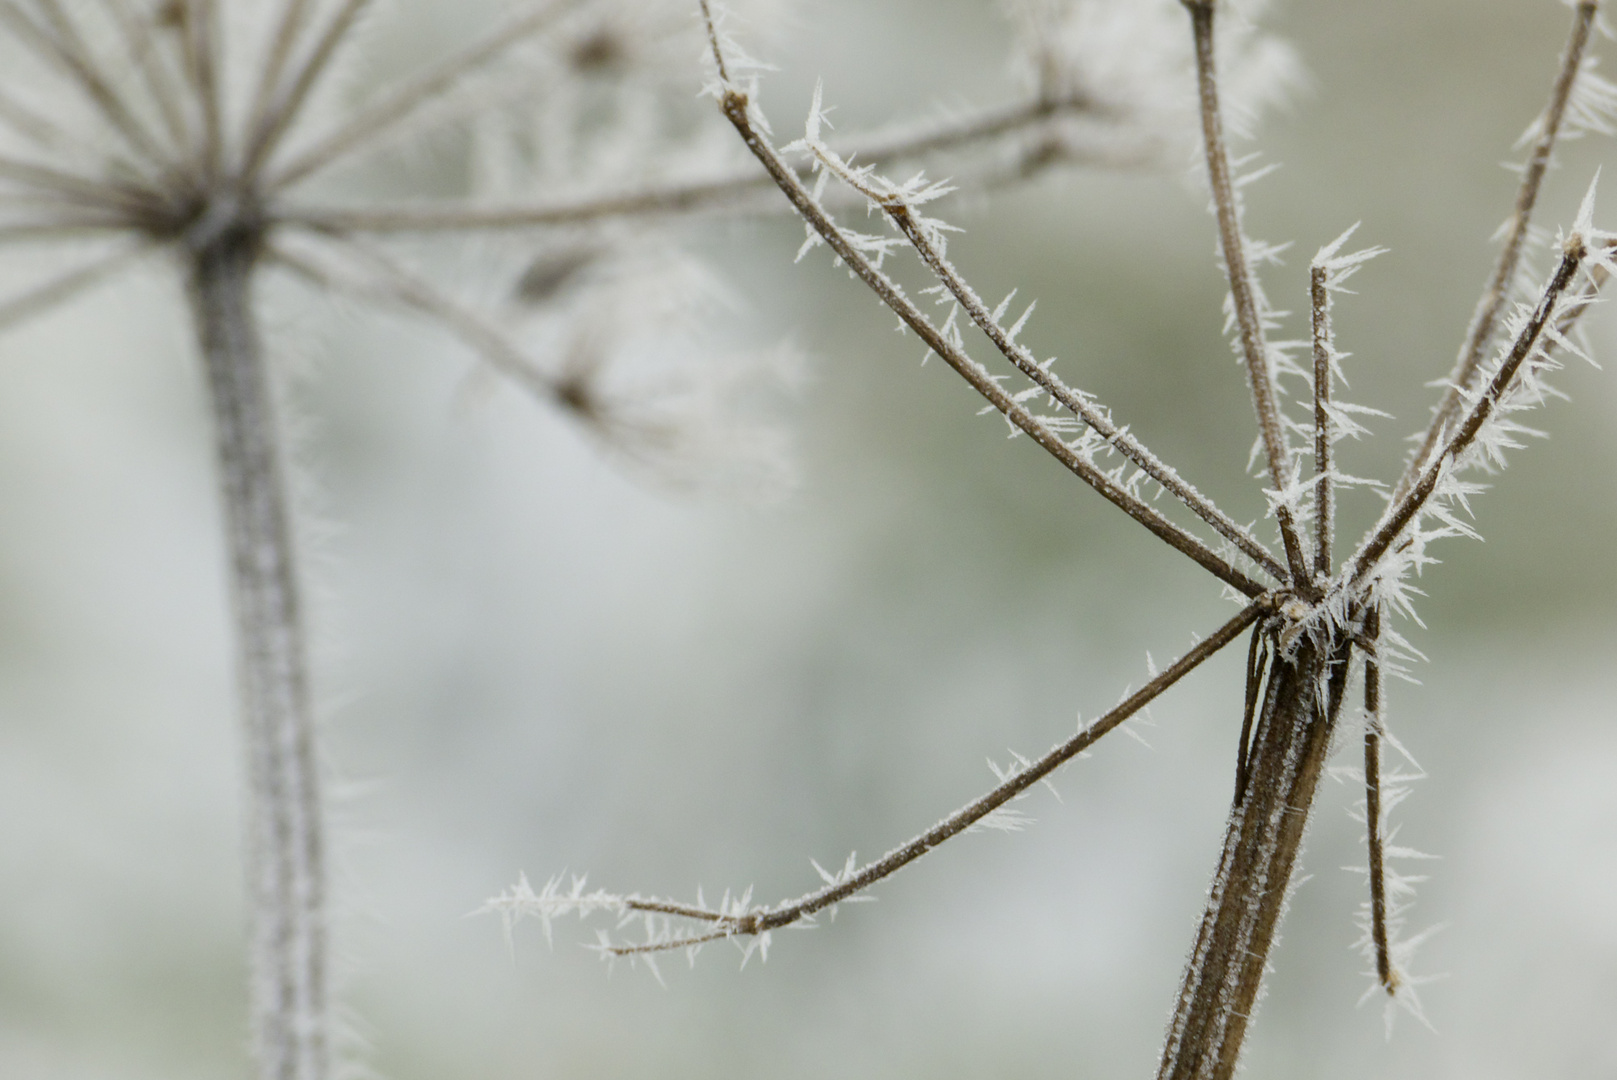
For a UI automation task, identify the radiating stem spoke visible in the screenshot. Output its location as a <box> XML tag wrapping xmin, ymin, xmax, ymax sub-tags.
<box><xmin>1182</xmin><ymin>0</ymin><xmax>1311</xmax><ymax>589</ymax></box>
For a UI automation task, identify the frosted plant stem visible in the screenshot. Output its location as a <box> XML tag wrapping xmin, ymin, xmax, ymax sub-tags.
<box><xmin>1158</xmin><ymin>634</ymin><xmax>1353</xmax><ymax>1080</ymax></box>
<box><xmin>1362</xmin><ymin>606</ymin><xmax>1395</xmax><ymax>994</ymax></box>
<box><xmin>1400</xmin><ymin>1</ymin><xmax>1598</xmax><ymax>502</ymax></box>
<box><xmin>699</xmin><ymin>32</ymin><xmax>1265</xmax><ymax>597</ymax></box>
<box><xmin>1182</xmin><ymin>0</ymin><xmax>1310</xmax><ymax>589</ymax></box>
<box><xmin>12</xmin><ymin>0</ymin><xmax>166</xmax><ymax>170</ymax></box>
<box><xmin>867</xmin><ymin>195</ymin><xmax>1286</xmax><ymax>582</ymax></box>
<box><xmin>279</xmin><ymin>90</ymin><xmax>1125</xmax><ymax>231</ymax></box>
<box><xmin>187</xmin><ymin>225</ymin><xmax>328</xmax><ymax>1080</ymax></box>
<box><xmin>529</xmin><ymin>598</ymin><xmax>1271</xmax><ymax>957</ymax></box>
<box><xmin>1352</xmin><ymin>241</ymin><xmax>1585</xmax><ymax>583</ymax></box>
<box><xmin>0</xmin><ymin>238</ymin><xmax>147</xmax><ymax>330</ymax></box>
<box><xmin>1310</xmin><ymin>261</ymin><xmax>1333</xmax><ymax>578</ymax></box>
<box><xmin>243</xmin><ymin>0</ymin><xmax>373</xmax><ymax>182</ymax></box>
<box><xmin>268</xmin><ymin>0</ymin><xmax>579</xmax><ymax>190</ymax></box>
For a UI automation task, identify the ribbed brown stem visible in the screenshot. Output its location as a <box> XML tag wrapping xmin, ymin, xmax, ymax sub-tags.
<box><xmin>188</xmin><ymin>223</ymin><xmax>328</xmax><ymax>1080</ymax></box>
<box><xmin>1158</xmin><ymin>634</ymin><xmax>1352</xmax><ymax>1080</ymax></box>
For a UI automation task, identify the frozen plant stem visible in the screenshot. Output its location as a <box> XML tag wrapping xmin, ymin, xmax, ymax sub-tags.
<box><xmin>1159</xmin><ymin>637</ymin><xmax>1352</xmax><ymax>1080</ymax></box>
<box><xmin>1183</xmin><ymin>0</ymin><xmax>1310</xmax><ymax>589</ymax></box>
<box><xmin>188</xmin><ymin>221</ymin><xmax>327</xmax><ymax>1080</ymax></box>
<box><xmin>1402</xmin><ymin>0</ymin><xmax>1599</xmax><ymax>499</ymax></box>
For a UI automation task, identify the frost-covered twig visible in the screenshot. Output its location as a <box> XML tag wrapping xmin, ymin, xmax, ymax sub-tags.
<box><xmin>267</xmin><ymin>0</ymin><xmax>581</xmax><ymax>190</ymax></box>
<box><xmin>789</xmin><ymin>97</ymin><xmax>1286</xmax><ymax>582</ymax></box>
<box><xmin>188</xmin><ymin>226</ymin><xmax>327</xmax><ymax>1080</ymax></box>
<box><xmin>278</xmin><ymin>89</ymin><xmax>1131</xmax><ymax>235</ymax></box>
<box><xmin>1402</xmin><ymin>1</ymin><xmax>1604</xmax><ymax>500</ymax></box>
<box><xmin>701</xmin><ymin>18</ymin><xmax>1267</xmax><ymax>597</ymax></box>
<box><xmin>1353</xmin><ymin>230</ymin><xmax>1598</xmax><ymax>584</ymax></box>
<box><xmin>488</xmin><ymin>598</ymin><xmax>1269</xmax><ymax>957</ymax></box>
<box><xmin>1361</xmin><ymin>607</ymin><xmax>1395</xmax><ymax>995</ymax></box>
<box><xmin>1182</xmin><ymin>0</ymin><xmax>1310</xmax><ymax>587</ymax></box>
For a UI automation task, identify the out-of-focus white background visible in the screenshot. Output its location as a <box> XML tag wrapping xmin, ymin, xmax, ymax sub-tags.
<box><xmin>2</xmin><ymin>2</ymin><xmax>1615</xmax><ymax>1078</ymax></box>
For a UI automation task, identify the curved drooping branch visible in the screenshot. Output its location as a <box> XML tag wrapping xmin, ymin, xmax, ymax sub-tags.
<box><xmin>485</xmin><ymin>599</ymin><xmax>1270</xmax><ymax>958</ymax></box>
<box><xmin>187</xmin><ymin>222</ymin><xmax>327</xmax><ymax>1080</ymax></box>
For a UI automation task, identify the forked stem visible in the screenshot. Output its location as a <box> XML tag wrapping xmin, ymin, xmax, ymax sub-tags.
<box><xmin>187</xmin><ymin>220</ymin><xmax>327</xmax><ymax>1080</ymax></box>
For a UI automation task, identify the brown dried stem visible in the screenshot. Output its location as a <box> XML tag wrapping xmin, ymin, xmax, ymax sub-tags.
<box><xmin>591</xmin><ymin>599</ymin><xmax>1269</xmax><ymax>956</ymax></box>
<box><xmin>278</xmin><ymin>91</ymin><xmax>1125</xmax><ymax>234</ymax></box>
<box><xmin>710</xmin><ymin>76</ymin><xmax>1267</xmax><ymax>597</ymax></box>
<box><xmin>1182</xmin><ymin>0</ymin><xmax>1310</xmax><ymax>588</ymax></box>
<box><xmin>187</xmin><ymin>224</ymin><xmax>327</xmax><ymax>1080</ymax></box>
<box><xmin>1310</xmin><ymin>260</ymin><xmax>1333</xmax><ymax>578</ymax></box>
<box><xmin>1361</xmin><ymin>606</ymin><xmax>1396</xmax><ymax>994</ymax></box>
<box><xmin>1157</xmin><ymin>633</ymin><xmax>1354</xmax><ymax>1080</ymax></box>
<box><xmin>1400</xmin><ymin>1</ymin><xmax>1598</xmax><ymax>501</ymax></box>
<box><xmin>1352</xmin><ymin>241</ymin><xmax>1586</xmax><ymax>584</ymax></box>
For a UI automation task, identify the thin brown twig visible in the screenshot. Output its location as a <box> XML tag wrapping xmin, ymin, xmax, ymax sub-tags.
<box><xmin>1352</xmin><ymin>240</ymin><xmax>1586</xmax><ymax>583</ymax></box>
<box><xmin>246</xmin><ymin>0</ymin><xmax>317</xmax><ymax>151</ymax></box>
<box><xmin>276</xmin><ymin>93</ymin><xmax>1126</xmax><ymax>234</ymax></box>
<box><xmin>264</xmin><ymin>233</ymin><xmax>564</xmax><ymax>408</ymax></box>
<box><xmin>588</xmin><ymin>599</ymin><xmax>1270</xmax><ymax>956</ymax></box>
<box><xmin>183</xmin><ymin>0</ymin><xmax>224</xmax><ymax>179</ymax></box>
<box><xmin>1361</xmin><ymin>606</ymin><xmax>1396</xmax><ymax>995</ymax></box>
<box><xmin>710</xmin><ymin>76</ymin><xmax>1267</xmax><ymax>598</ymax></box>
<box><xmin>20</xmin><ymin>0</ymin><xmax>167</xmax><ymax>170</ymax></box>
<box><xmin>268</xmin><ymin>0</ymin><xmax>578</xmax><ymax>191</ymax></box>
<box><xmin>1182</xmin><ymin>0</ymin><xmax>1310</xmax><ymax>588</ymax></box>
<box><xmin>845</xmin><ymin>170</ymin><xmax>1287</xmax><ymax>582</ymax></box>
<box><xmin>1311</xmin><ymin>259</ymin><xmax>1333</xmax><ymax>578</ymax></box>
<box><xmin>0</xmin><ymin>238</ymin><xmax>148</xmax><ymax>330</ymax></box>
<box><xmin>242</xmin><ymin>0</ymin><xmax>373</xmax><ymax>181</ymax></box>
<box><xmin>1399</xmin><ymin>1</ymin><xmax>1598</xmax><ymax>502</ymax></box>
<box><xmin>97</xmin><ymin>0</ymin><xmax>190</xmax><ymax>152</ymax></box>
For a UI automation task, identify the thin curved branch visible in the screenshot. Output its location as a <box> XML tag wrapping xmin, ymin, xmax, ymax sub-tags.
<box><xmin>492</xmin><ymin>598</ymin><xmax>1270</xmax><ymax>956</ymax></box>
<box><xmin>268</xmin><ymin>0</ymin><xmax>579</xmax><ymax>191</ymax></box>
<box><xmin>242</xmin><ymin>0</ymin><xmax>373</xmax><ymax>181</ymax></box>
<box><xmin>1183</xmin><ymin>0</ymin><xmax>1310</xmax><ymax>588</ymax></box>
<box><xmin>97</xmin><ymin>0</ymin><xmax>191</xmax><ymax>151</ymax></box>
<box><xmin>1351</xmin><ymin>240</ymin><xmax>1587</xmax><ymax>584</ymax></box>
<box><xmin>1399</xmin><ymin>1</ymin><xmax>1598</xmax><ymax>502</ymax></box>
<box><xmin>11</xmin><ymin>0</ymin><xmax>168</xmax><ymax>170</ymax></box>
<box><xmin>245</xmin><ymin>0</ymin><xmax>318</xmax><ymax>150</ymax></box>
<box><xmin>275</xmin><ymin>92</ymin><xmax>1130</xmax><ymax>234</ymax></box>
<box><xmin>701</xmin><ymin>62</ymin><xmax>1266</xmax><ymax>596</ymax></box>
<box><xmin>0</xmin><ymin>238</ymin><xmax>148</xmax><ymax>331</ymax></box>
<box><xmin>808</xmin><ymin>139</ymin><xmax>1286</xmax><ymax>582</ymax></box>
<box><xmin>264</xmin><ymin>231</ymin><xmax>566</xmax><ymax>408</ymax></box>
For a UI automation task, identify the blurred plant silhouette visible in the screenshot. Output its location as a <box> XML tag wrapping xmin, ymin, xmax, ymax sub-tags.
<box><xmin>0</xmin><ymin>1</ymin><xmax>1186</xmax><ymax>1078</ymax></box>
<box><xmin>482</xmin><ymin>2</ymin><xmax>1617</xmax><ymax>1077</ymax></box>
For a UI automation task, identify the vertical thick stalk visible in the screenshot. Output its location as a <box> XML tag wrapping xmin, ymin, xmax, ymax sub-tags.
<box><xmin>188</xmin><ymin>226</ymin><xmax>327</xmax><ymax>1080</ymax></box>
<box><xmin>1158</xmin><ymin>636</ymin><xmax>1351</xmax><ymax>1080</ymax></box>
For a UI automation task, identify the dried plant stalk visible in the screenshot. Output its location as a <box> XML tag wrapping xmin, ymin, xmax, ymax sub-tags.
<box><xmin>1157</xmin><ymin>637</ymin><xmax>1351</xmax><ymax>1080</ymax></box>
<box><xmin>187</xmin><ymin>227</ymin><xmax>326</xmax><ymax>1080</ymax></box>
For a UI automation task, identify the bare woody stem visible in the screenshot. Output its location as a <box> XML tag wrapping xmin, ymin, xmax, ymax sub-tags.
<box><xmin>1310</xmin><ymin>262</ymin><xmax>1333</xmax><ymax>577</ymax></box>
<box><xmin>709</xmin><ymin>82</ymin><xmax>1266</xmax><ymax>597</ymax></box>
<box><xmin>187</xmin><ymin>221</ymin><xmax>327</xmax><ymax>1080</ymax></box>
<box><xmin>1362</xmin><ymin>606</ymin><xmax>1396</xmax><ymax>994</ymax></box>
<box><xmin>278</xmin><ymin>91</ymin><xmax>1123</xmax><ymax>234</ymax></box>
<box><xmin>1182</xmin><ymin>0</ymin><xmax>1311</xmax><ymax>588</ymax></box>
<box><xmin>1158</xmin><ymin>633</ymin><xmax>1354</xmax><ymax>1080</ymax></box>
<box><xmin>1399</xmin><ymin>1</ymin><xmax>1598</xmax><ymax>501</ymax></box>
<box><xmin>594</xmin><ymin>599</ymin><xmax>1270</xmax><ymax>955</ymax></box>
<box><xmin>871</xmin><ymin>195</ymin><xmax>1286</xmax><ymax>582</ymax></box>
<box><xmin>1352</xmin><ymin>240</ymin><xmax>1585</xmax><ymax>582</ymax></box>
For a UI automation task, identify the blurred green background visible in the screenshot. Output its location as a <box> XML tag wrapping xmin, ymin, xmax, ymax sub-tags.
<box><xmin>2</xmin><ymin>1</ymin><xmax>1615</xmax><ymax>1078</ymax></box>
